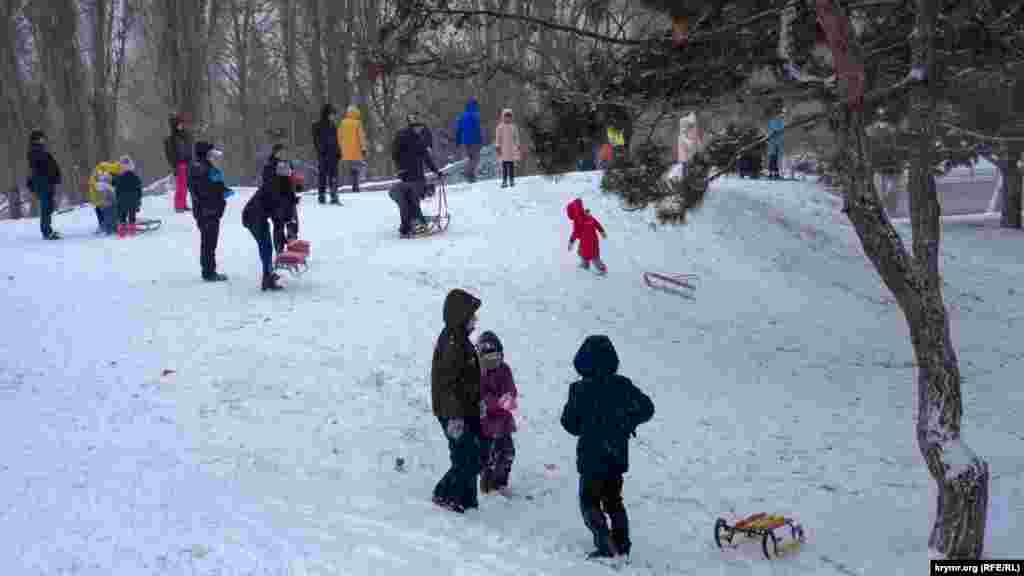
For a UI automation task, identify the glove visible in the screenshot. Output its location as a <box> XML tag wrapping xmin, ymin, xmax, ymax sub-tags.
<box><xmin>568</xmin><ymin>240</ymin><xmax>574</xmax><ymax>252</ymax></box>
<box><xmin>499</xmin><ymin>393</ymin><xmax>516</xmax><ymax>412</ymax></box>
<box><xmin>480</xmin><ymin>400</ymin><xmax>487</xmax><ymax>420</ymax></box>
<box><xmin>445</xmin><ymin>418</ymin><xmax>465</xmax><ymax>441</ymax></box>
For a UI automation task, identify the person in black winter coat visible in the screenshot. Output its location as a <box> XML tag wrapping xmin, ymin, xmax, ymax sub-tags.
<box><xmin>389</xmin><ymin>114</ymin><xmax>442</xmax><ymax>236</ymax></box>
<box><xmin>113</xmin><ymin>155</ymin><xmax>143</xmax><ymax>231</ymax></box>
<box><xmin>260</xmin><ymin>143</ymin><xmax>298</xmax><ymax>253</ymax></box>
<box><xmin>561</xmin><ymin>335</ymin><xmax>655</xmax><ymax>560</ymax></box>
<box><xmin>190</xmin><ymin>141</ymin><xmax>230</xmax><ymax>281</ymax></box>
<box><xmin>242</xmin><ymin>158</ymin><xmax>297</xmax><ymax>291</ymax></box>
<box><xmin>312</xmin><ymin>104</ymin><xmax>340</xmax><ymax>204</ymax></box>
<box><xmin>431</xmin><ymin>288</ymin><xmax>483</xmax><ymax>513</ymax></box>
<box><xmin>26</xmin><ymin>130</ymin><xmax>63</xmax><ymax>240</ymax></box>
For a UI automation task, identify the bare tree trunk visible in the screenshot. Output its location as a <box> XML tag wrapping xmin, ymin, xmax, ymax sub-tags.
<box><xmin>91</xmin><ymin>0</ymin><xmax>115</xmax><ymax>162</ymax></box>
<box><xmin>28</xmin><ymin>0</ymin><xmax>92</xmax><ymax>203</ymax></box>
<box><xmin>307</xmin><ymin>0</ymin><xmax>325</xmax><ymax>112</ymax></box>
<box><xmin>325</xmin><ymin>0</ymin><xmax>351</xmax><ymax>111</ymax></box>
<box><xmin>1</xmin><ymin>0</ymin><xmax>30</xmax><ymax>217</ymax></box>
<box><xmin>282</xmin><ymin>0</ymin><xmax>298</xmax><ymax>148</ymax></box>
<box><xmin>1001</xmin><ymin>144</ymin><xmax>1022</xmax><ymax>228</ymax></box>
<box><xmin>833</xmin><ymin>0</ymin><xmax>988</xmax><ymax>559</ymax></box>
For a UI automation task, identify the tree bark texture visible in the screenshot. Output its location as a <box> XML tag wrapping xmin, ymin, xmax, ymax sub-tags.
<box><xmin>1001</xmin><ymin>144</ymin><xmax>1022</xmax><ymax>228</ymax></box>
<box><xmin>1</xmin><ymin>0</ymin><xmax>30</xmax><ymax>213</ymax></box>
<box><xmin>306</xmin><ymin>0</ymin><xmax>325</xmax><ymax>112</ymax></box>
<box><xmin>830</xmin><ymin>0</ymin><xmax>988</xmax><ymax>558</ymax></box>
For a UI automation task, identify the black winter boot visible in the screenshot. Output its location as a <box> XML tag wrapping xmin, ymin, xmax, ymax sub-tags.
<box><xmin>261</xmin><ymin>272</ymin><xmax>283</xmax><ymax>291</ymax></box>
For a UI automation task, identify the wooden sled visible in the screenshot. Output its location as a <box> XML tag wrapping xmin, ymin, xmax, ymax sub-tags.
<box><xmin>714</xmin><ymin>513</ymin><xmax>805</xmax><ymax>559</ymax></box>
<box><xmin>643</xmin><ymin>271</ymin><xmax>697</xmax><ymax>298</ymax></box>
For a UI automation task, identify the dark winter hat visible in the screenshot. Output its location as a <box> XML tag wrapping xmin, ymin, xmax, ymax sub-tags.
<box><xmin>272</xmin><ymin>143</ymin><xmax>286</xmax><ymax>154</ymax></box>
<box><xmin>194</xmin><ymin>140</ymin><xmax>214</xmax><ymax>159</ymax></box>
<box><xmin>477</xmin><ymin>331</ymin><xmax>503</xmax><ymax>355</ymax></box>
<box><xmin>29</xmin><ymin>129</ymin><xmax>45</xmax><ymax>144</ymax></box>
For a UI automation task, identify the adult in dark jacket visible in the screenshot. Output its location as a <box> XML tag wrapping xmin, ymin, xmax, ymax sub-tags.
<box><xmin>431</xmin><ymin>288</ymin><xmax>483</xmax><ymax>513</ymax></box>
<box><xmin>561</xmin><ymin>335</ymin><xmax>655</xmax><ymax>559</ymax></box>
<box><xmin>189</xmin><ymin>141</ymin><xmax>229</xmax><ymax>281</ymax></box>
<box><xmin>112</xmin><ymin>155</ymin><xmax>143</xmax><ymax>234</ymax></box>
<box><xmin>312</xmin><ymin>104</ymin><xmax>340</xmax><ymax>204</ymax></box>
<box><xmin>164</xmin><ymin>114</ymin><xmax>193</xmax><ymax>212</ymax></box>
<box><xmin>389</xmin><ymin>114</ymin><xmax>442</xmax><ymax>237</ymax></box>
<box><xmin>26</xmin><ymin>130</ymin><xmax>62</xmax><ymax>240</ymax></box>
<box><xmin>455</xmin><ymin>98</ymin><xmax>483</xmax><ymax>182</ymax></box>
<box><xmin>242</xmin><ymin>158</ymin><xmax>297</xmax><ymax>291</ymax></box>
<box><xmin>260</xmin><ymin>143</ymin><xmax>298</xmax><ymax>253</ymax></box>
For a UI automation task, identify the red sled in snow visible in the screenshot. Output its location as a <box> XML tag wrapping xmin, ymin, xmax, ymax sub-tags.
<box><xmin>642</xmin><ymin>271</ymin><xmax>697</xmax><ymax>299</ymax></box>
<box><xmin>274</xmin><ymin>239</ymin><xmax>311</xmax><ymax>276</ymax></box>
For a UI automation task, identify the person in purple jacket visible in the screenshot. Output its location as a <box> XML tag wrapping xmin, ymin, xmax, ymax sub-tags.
<box><xmin>476</xmin><ymin>331</ymin><xmax>518</xmax><ymax>495</ymax></box>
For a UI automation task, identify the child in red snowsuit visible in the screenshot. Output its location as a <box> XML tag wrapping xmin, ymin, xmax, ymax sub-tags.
<box><xmin>567</xmin><ymin>198</ymin><xmax>608</xmax><ymax>274</ymax></box>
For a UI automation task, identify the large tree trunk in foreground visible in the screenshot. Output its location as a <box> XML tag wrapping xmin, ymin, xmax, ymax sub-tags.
<box><xmin>829</xmin><ymin>0</ymin><xmax>988</xmax><ymax>558</ymax></box>
<box><xmin>1001</xmin><ymin>144</ymin><xmax>1022</xmax><ymax>229</ymax></box>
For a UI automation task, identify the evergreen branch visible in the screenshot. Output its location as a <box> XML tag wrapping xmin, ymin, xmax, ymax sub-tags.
<box><xmin>939</xmin><ymin>122</ymin><xmax>1024</xmax><ymax>143</ymax></box>
<box><xmin>706</xmin><ymin>74</ymin><xmax>920</xmax><ymax>185</ymax></box>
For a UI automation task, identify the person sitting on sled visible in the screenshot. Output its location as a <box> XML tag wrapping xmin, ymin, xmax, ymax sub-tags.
<box><xmin>477</xmin><ymin>330</ymin><xmax>518</xmax><ymax>496</ymax></box>
<box><xmin>242</xmin><ymin>158</ymin><xmax>296</xmax><ymax>292</ymax></box>
<box><xmin>561</xmin><ymin>335</ymin><xmax>654</xmax><ymax>561</ymax></box>
<box><xmin>566</xmin><ymin>198</ymin><xmax>608</xmax><ymax>274</ymax></box>
<box><xmin>113</xmin><ymin>155</ymin><xmax>143</xmax><ymax>236</ymax></box>
<box><xmin>390</xmin><ymin>113</ymin><xmax>442</xmax><ymax>237</ymax></box>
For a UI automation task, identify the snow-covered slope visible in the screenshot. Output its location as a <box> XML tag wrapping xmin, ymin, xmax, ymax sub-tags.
<box><xmin>2</xmin><ymin>173</ymin><xmax>1021</xmax><ymax>575</ymax></box>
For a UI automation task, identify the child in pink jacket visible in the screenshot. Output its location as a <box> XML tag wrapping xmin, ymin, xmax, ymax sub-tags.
<box><xmin>477</xmin><ymin>330</ymin><xmax>518</xmax><ymax>494</ymax></box>
<box><xmin>495</xmin><ymin>109</ymin><xmax>521</xmax><ymax>188</ymax></box>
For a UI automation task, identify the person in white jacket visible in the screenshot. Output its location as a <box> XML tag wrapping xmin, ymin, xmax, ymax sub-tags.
<box><xmin>676</xmin><ymin>112</ymin><xmax>704</xmax><ymax>177</ymax></box>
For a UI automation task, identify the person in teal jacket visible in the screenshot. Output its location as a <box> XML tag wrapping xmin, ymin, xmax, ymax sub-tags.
<box><xmin>561</xmin><ymin>335</ymin><xmax>655</xmax><ymax>560</ymax></box>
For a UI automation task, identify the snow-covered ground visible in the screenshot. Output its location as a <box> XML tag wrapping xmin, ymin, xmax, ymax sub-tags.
<box><xmin>2</xmin><ymin>172</ymin><xmax>1021</xmax><ymax>575</ymax></box>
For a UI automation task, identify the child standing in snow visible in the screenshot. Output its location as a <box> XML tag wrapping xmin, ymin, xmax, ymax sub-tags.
<box><xmin>566</xmin><ymin>198</ymin><xmax>608</xmax><ymax>274</ymax></box>
<box><xmin>113</xmin><ymin>155</ymin><xmax>143</xmax><ymax>236</ymax></box>
<box><xmin>561</xmin><ymin>335</ymin><xmax>654</xmax><ymax>560</ymax></box>
<box><xmin>495</xmin><ymin>109</ymin><xmax>520</xmax><ymax>188</ymax></box>
<box><xmin>94</xmin><ymin>172</ymin><xmax>118</xmax><ymax>235</ymax></box>
<box><xmin>477</xmin><ymin>330</ymin><xmax>518</xmax><ymax>495</ymax></box>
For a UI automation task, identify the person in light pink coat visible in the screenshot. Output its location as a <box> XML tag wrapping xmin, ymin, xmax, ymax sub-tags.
<box><xmin>495</xmin><ymin>109</ymin><xmax>521</xmax><ymax>188</ymax></box>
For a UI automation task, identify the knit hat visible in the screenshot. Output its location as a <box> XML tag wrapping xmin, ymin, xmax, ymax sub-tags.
<box><xmin>275</xmin><ymin>160</ymin><xmax>292</xmax><ymax>177</ymax></box>
<box><xmin>29</xmin><ymin>130</ymin><xmax>45</xmax><ymax>144</ymax></box>
<box><xmin>119</xmin><ymin>155</ymin><xmax>135</xmax><ymax>172</ymax></box>
<box><xmin>477</xmin><ymin>331</ymin><xmax>504</xmax><ymax>369</ymax></box>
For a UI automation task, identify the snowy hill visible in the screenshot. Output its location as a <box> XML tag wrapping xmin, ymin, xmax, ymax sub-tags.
<box><xmin>2</xmin><ymin>173</ymin><xmax>1021</xmax><ymax>575</ymax></box>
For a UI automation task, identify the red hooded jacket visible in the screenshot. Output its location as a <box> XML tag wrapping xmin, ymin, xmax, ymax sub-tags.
<box><xmin>567</xmin><ymin>198</ymin><xmax>605</xmax><ymax>260</ymax></box>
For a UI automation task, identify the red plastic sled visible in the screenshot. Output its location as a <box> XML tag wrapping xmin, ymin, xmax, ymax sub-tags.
<box><xmin>274</xmin><ymin>239</ymin><xmax>311</xmax><ymax>276</ymax></box>
<box><xmin>643</xmin><ymin>271</ymin><xmax>697</xmax><ymax>298</ymax></box>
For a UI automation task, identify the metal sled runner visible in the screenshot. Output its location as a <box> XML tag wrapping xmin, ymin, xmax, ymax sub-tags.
<box><xmin>405</xmin><ymin>177</ymin><xmax>450</xmax><ymax>238</ymax></box>
<box><xmin>274</xmin><ymin>239</ymin><xmax>311</xmax><ymax>276</ymax></box>
<box><xmin>643</xmin><ymin>271</ymin><xmax>697</xmax><ymax>298</ymax></box>
<box><xmin>714</xmin><ymin>513</ymin><xmax>805</xmax><ymax>559</ymax></box>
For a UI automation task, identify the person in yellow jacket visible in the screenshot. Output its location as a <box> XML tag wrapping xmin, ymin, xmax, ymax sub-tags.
<box><xmin>338</xmin><ymin>105</ymin><xmax>367</xmax><ymax>193</ymax></box>
<box><xmin>87</xmin><ymin>160</ymin><xmax>123</xmax><ymax>234</ymax></box>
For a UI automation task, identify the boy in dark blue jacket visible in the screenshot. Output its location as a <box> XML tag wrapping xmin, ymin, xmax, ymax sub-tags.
<box><xmin>26</xmin><ymin>130</ymin><xmax>63</xmax><ymax>239</ymax></box>
<box><xmin>189</xmin><ymin>141</ymin><xmax>230</xmax><ymax>281</ymax></box>
<box><xmin>561</xmin><ymin>335</ymin><xmax>654</xmax><ymax>560</ymax></box>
